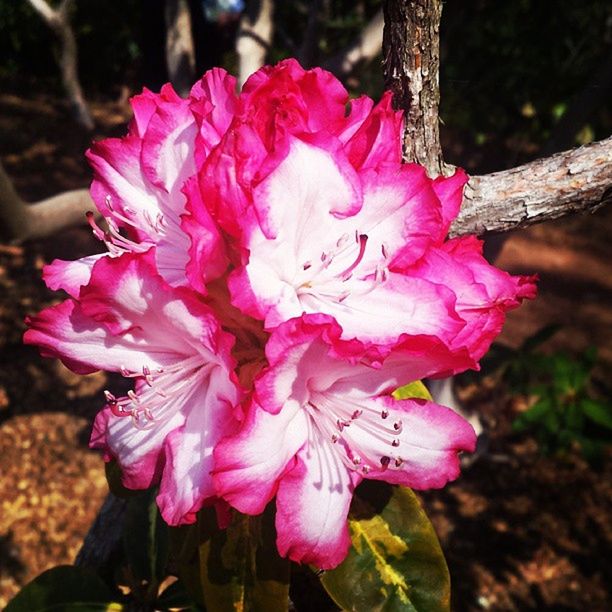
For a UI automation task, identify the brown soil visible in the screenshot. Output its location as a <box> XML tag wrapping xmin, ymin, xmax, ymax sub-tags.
<box><xmin>0</xmin><ymin>91</ymin><xmax>610</xmax><ymax>611</ymax></box>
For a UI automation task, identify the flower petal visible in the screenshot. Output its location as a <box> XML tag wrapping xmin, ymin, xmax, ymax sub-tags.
<box><xmin>213</xmin><ymin>398</ymin><xmax>308</xmax><ymax>514</ymax></box>
<box><xmin>275</xmin><ymin>428</ymin><xmax>360</xmax><ymax>569</ymax></box>
<box><xmin>337</xmin><ymin>395</ymin><xmax>476</xmax><ymax>489</ymax></box>
<box><xmin>157</xmin><ymin>379</ymin><xmax>238</xmax><ymax>525</ymax></box>
<box><xmin>43</xmin><ymin>254</ymin><xmax>105</xmax><ymax>298</ymax></box>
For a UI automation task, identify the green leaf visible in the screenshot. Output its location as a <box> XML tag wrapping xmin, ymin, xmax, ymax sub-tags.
<box><xmin>197</xmin><ymin>504</ymin><xmax>290</xmax><ymax>612</ymax></box>
<box><xmin>393</xmin><ymin>381</ymin><xmax>433</xmax><ymax>402</ymax></box>
<box><xmin>512</xmin><ymin>399</ymin><xmax>552</xmax><ymax>431</ymax></box>
<box><xmin>168</xmin><ymin>523</ymin><xmax>205</xmax><ymax>607</ymax></box>
<box><xmin>5</xmin><ymin>565</ymin><xmax>121</xmax><ymax>611</ymax></box>
<box><xmin>321</xmin><ymin>484</ymin><xmax>450</xmax><ymax>612</ymax></box>
<box><xmin>123</xmin><ymin>487</ymin><xmax>169</xmax><ymax>585</ymax></box>
<box><xmin>581</xmin><ymin>398</ymin><xmax>612</xmax><ymax>430</ymax></box>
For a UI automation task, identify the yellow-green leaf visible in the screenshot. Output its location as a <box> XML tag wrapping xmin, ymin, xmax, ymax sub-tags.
<box><xmin>320</xmin><ymin>483</ymin><xmax>449</xmax><ymax>612</ymax></box>
<box><xmin>393</xmin><ymin>380</ymin><xmax>433</xmax><ymax>402</ymax></box>
<box><xmin>171</xmin><ymin>504</ymin><xmax>290</xmax><ymax>612</ymax></box>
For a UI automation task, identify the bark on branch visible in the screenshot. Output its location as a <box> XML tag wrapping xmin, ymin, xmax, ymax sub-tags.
<box><xmin>451</xmin><ymin>136</ymin><xmax>612</xmax><ymax>237</ymax></box>
<box><xmin>237</xmin><ymin>0</ymin><xmax>275</xmax><ymax>88</ymax></box>
<box><xmin>382</xmin><ymin>0</ymin><xmax>611</xmax><ymax>234</ymax></box>
<box><xmin>0</xmin><ymin>160</ymin><xmax>94</xmax><ymax>242</ymax></box>
<box><xmin>382</xmin><ymin>0</ymin><xmax>445</xmax><ymax>176</ymax></box>
<box><xmin>165</xmin><ymin>0</ymin><xmax>196</xmax><ymax>97</ymax></box>
<box><xmin>27</xmin><ymin>0</ymin><xmax>94</xmax><ymax>130</ymax></box>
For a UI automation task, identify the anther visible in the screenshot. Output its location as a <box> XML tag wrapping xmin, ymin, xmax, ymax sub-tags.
<box><xmin>352</xmin><ymin>456</ymin><xmax>361</xmax><ymax>465</ymax></box>
<box><xmin>362</xmin><ymin>465</ymin><xmax>370</xmax><ymax>474</ymax></box>
<box><xmin>393</xmin><ymin>420</ymin><xmax>403</xmax><ymax>432</ymax></box>
<box><xmin>380</xmin><ymin>456</ymin><xmax>391</xmax><ymax>469</ymax></box>
<box><xmin>381</xmin><ymin>409</ymin><xmax>389</xmax><ymax>419</ymax></box>
<box><xmin>336</xmin><ymin>233</ymin><xmax>350</xmax><ymax>248</ymax></box>
<box><xmin>127</xmin><ymin>390</ymin><xmax>140</xmax><ymax>404</ymax></box>
<box><xmin>392</xmin><ymin>439</ymin><xmax>400</xmax><ymax>447</ymax></box>
<box><xmin>336</xmin><ymin>419</ymin><xmax>344</xmax><ymax>432</ymax></box>
<box><xmin>105</xmin><ymin>195</ymin><xmax>114</xmax><ymax>212</ymax></box>
<box><xmin>104</xmin><ymin>390</ymin><xmax>116</xmax><ymax>403</ymax></box>
<box><xmin>331</xmin><ymin>434</ymin><xmax>339</xmax><ymax>443</ymax></box>
<box><xmin>120</xmin><ymin>365</ymin><xmax>130</xmax><ymax>377</ymax></box>
<box><xmin>381</xmin><ymin>243</ymin><xmax>389</xmax><ymax>259</ymax></box>
<box><xmin>395</xmin><ymin>457</ymin><xmax>404</xmax><ymax>468</ymax></box>
<box><xmin>303</xmin><ymin>261</ymin><xmax>312</xmax><ymax>270</ymax></box>
<box><xmin>351</xmin><ymin>409</ymin><xmax>362</xmax><ymax>419</ymax></box>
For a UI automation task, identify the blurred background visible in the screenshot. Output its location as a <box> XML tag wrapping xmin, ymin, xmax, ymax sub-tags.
<box><xmin>0</xmin><ymin>1</ymin><xmax>611</xmax><ymax>610</ymax></box>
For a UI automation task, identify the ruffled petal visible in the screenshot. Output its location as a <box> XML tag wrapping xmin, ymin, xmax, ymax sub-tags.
<box><xmin>333</xmin><ymin>395</ymin><xmax>476</xmax><ymax>489</ymax></box>
<box><xmin>157</xmin><ymin>379</ymin><xmax>238</xmax><ymax>525</ymax></box>
<box><xmin>344</xmin><ymin>91</ymin><xmax>403</xmax><ymax>170</ymax></box>
<box><xmin>275</xmin><ymin>428</ymin><xmax>359</xmax><ymax>569</ymax></box>
<box><xmin>213</xmin><ymin>398</ymin><xmax>308</xmax><ymax>514</ymax></box>
<box><xmin>43</xmin><ymin>254</ymin><xmax>105</xmax><ymax>298</ymax></box>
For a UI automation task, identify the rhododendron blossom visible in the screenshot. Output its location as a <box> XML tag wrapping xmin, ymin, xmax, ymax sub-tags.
<box><xmin>24</xmin><ymin>59</ymin><xmax>536</xmax><ymax>570</ymax></box>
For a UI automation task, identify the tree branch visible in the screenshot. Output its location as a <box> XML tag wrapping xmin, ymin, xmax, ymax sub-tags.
<box><xmin>323</xmin><ymin>9</ymin><xmax>383</xmax><ymax>79</ymax></box>
<box><xmin>0</xmin><ymin>160</ymin><xmax>94</xmax><ymax>243</ymax></box>
<box><xmin>382</xmin><ymin>0</ymin><xmax>611</xmax><ymax>235</ymax></box>
<box><xmin>27</xmin><ymin>0</ymin><xmax>94</xmax><ymax>130</ymax></box>
<box><xmin>164</xmin><ymin>0</ymin><xmax>196</xmax><ymax>97</ymax></box>
<box><xmin>237</xmin><ymin>0</ymin><xmax>275</xmax><ymax>88</ymax></box>
<box><xmin>451</xmin><ymin>136</ymin><xmax>612</xmax><ymax>237</ymax></box>
<box><xmin>382</xmin><ymin>0</ymin><xmax>446</xmax><ymax>176</ymax></box>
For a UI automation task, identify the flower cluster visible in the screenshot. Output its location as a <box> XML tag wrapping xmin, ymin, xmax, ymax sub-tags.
<box><xmin>25</xmin><ymin>60</ymin><xmax>536</xmax><ymax>569</ymax></box>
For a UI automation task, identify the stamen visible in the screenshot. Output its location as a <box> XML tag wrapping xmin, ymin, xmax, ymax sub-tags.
<box><xmin>381</xmin><ymin>409</ymin><xmax>389</xmax><ymax>419</ymax></box>
<box><xmin>339</xmin><ymin>234</ymin><xmax>368</xmax><ymax>279</ymax></box>
<box><xmin>352</xmin><ymin>455</ymin><xmax>361</xmax><ymax>465</ymax></box>
<box><xmin>303</xmin><ymin>261</ymin><xmax>312</xmax><ymax>270</ymax></box>
<box><xmin>336</xmin><ymin>233</ymin><xmax>350</xmax><ymax>248</ymax></box>
<box><xmin>331</xmin><ymin>434</ymin><xmax>339</xmax><ymax>443</ymax></box>
<box><xmin>381</xmin><ymin>243</ymin><xmax>389</xmax><ymax>259</ymax></box>
<box><xmin>351</xmin><ymin>409</ymin><xmax>362</xmax><ymax>419</ymax></box>
<box><xmin>391</xmin><ymin>439</ymin><xmax>400</xmax><ymax>447</ymax></box>
<box><xmin>380</xmin><ymin>456</ymin><xmax>391</xmax><ymax>469</ymax></box>
<box><xmin>393</xmin><ymin>420</ymin><xmax>403</xmax><ymax>432</ymax></box>
<box><xmin>395</xmin><ymin>457</ymin><xmax>404</xmax><ymax>468</ymax></box>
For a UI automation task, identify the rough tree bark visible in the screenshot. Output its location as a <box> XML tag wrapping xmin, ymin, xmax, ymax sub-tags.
<box><xmin>382</xmin><ymin>0</ymin><xmax>612</xmax><ymax>235</ymax></box>
<box><xmin>165</xmin><ymin>0</ymin><xmax>196</xmax><ymax>97</ymax></box>
<box><xmin>27</xmin><ymin>0</ymin><xmax>94</xmax><ymax>131</ymax></box>
<box><xmin>383</xmin><ymin>0</ymin><xmax>446</xmax><ymax>176</ymax></box>
<box><xmin>452</xmin><ymin>136</ymin><xmax>612</xmax><ymax>237</ymax></box>
<box><xmin>0</xmin><ymin>160</ymin><xmax>94</xmax><ymax>243</ymax></box>
<box><xmin>237</xmin><ymin>0</ymin><xmax>275</xmax><ymax>88</ymax></box>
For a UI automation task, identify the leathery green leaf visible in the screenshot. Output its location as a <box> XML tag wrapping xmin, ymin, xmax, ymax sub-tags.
<box><xmin>393</xmin><ymin>381</ymin><xmax>433</xmax><ymax>402</ymax></box>
<box><xmin>321</xmin><ymin>483</ymin><xmax>450</xmax><ymax>612</ymax></box>
<box><xmin>195</xmin><ymin>504</ymin><xmax>290</xmax><ymax>612</ymax></box>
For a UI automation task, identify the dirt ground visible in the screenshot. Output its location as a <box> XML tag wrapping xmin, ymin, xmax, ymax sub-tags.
<box><xmin>0</xmin><ymin>90</ymin><xmax>610</xmax><ymax>611</ymax></box>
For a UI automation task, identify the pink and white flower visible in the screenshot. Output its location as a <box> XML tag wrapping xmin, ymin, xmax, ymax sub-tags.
<box><xmin>213</xmin><ymin>315</ymin><xmax>477</xmax><ymax>568</ymax></box>
<box><xmin>25</xmin><ymin>251</ymin><xmax>241</xmax><ymax>525</ymax></box>
<box><xmin>24</xmin><ymin>59</ymin><xmax>537</xmax><ymax>568</ymax></box>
